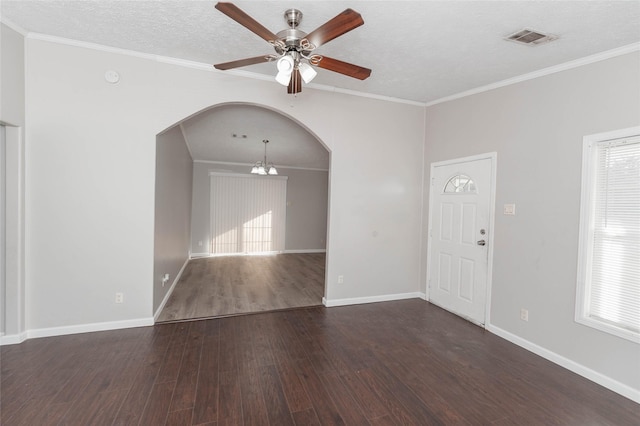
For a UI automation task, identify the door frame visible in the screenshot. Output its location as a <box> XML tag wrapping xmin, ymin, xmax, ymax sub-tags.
<box><xmin>0</xmin><ymin>124</ymin><xmax>26</xmax><ymax>344</ymax></box>
<box><xmin>425</xmin><ymin>152</ymin><xmax>497</xmax><ymax>327</ymax></box>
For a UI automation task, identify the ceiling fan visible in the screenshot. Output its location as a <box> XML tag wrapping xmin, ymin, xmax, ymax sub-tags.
<box><xmin>213</xmin><ymin>2</ymin><xmax>372</xmax><ymax>94</ymax></box>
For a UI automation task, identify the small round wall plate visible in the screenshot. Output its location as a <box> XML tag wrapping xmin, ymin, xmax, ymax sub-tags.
<box><xmin>104</xmin><ymin>70</ymin><xmax>120</xmax><ymax>84</ymax></box>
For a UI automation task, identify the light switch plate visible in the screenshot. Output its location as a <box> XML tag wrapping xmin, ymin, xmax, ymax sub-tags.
<box><xmin>503</xmin><ymin>204</ymin><xmax>516</xmax><ymax>215</ymax></box>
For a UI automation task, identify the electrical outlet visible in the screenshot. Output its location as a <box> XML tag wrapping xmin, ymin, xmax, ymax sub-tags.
<box><xmin>115</xmin><ymin>292</ymin><xmax>124</xmax><ymax>304</ymax></box>
<box><xmin>504</xmin><ymin>204</ymin><xmax>516</xmax><ymax>215</ymax></box>
<box><xmin>520</xmin><ymin>308</ymin><xmax>529</xmax><ymax>321</ymax></box>
<box><xmin>337</xmin><ymin>275</ymin><xmax>344</xmax><ymax>284</ymax></box>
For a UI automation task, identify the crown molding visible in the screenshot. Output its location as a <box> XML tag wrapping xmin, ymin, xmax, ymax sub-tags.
<box><xmin>26</xmin><ymin>32</ymin><xmax>159</xmax><ymax>61</ymax></box>
<box><xmin>425</xmin><ymin>42</ymin><xmax>640</xmax><ymax>107</ymax></box>
<box><xmin>23</xmin><ymin>32</ymin><xmax>422</xmax><ymax>107</ymax></box>
<box><xmin>0</xmin><ymin>17</ymin><xmax>28</xmax><ymax>35</ymax></box>
<box><xmin>16</xmin><ymin>31</ymin><xmax>640</xmax><ymax>109</ymax></box>
<box><xmin>194</xmin><ymin>159</ymin><xmax>328</xmax><ymax>172</ymax></box>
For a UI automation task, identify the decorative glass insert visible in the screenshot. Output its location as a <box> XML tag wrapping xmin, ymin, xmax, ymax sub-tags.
<box><xmin>444</xmin><ymin>174</ymin><xmax>477</xmax><ymax>193</ymax></box>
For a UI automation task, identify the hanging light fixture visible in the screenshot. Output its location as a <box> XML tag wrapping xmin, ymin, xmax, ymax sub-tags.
<box><xmin>251</xmin><ymin>139</ymin><xmax>278</xmax><ymax>176</ymax></box>
<box><xmin>274</xmin><ymin>51</ymin><xmax>319</xmax><ymax>87</ymax></box>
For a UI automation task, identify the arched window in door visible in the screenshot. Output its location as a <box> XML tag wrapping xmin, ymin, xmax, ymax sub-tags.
<box><xmin>443</xmin><ymin>174</ymin><xmax>477</xmax><ymax>193</ymax></box>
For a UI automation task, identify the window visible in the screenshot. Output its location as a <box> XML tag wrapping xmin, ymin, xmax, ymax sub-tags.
<box><xmin>576</xmin><ymin>127</ymin><xmax>640</xmax><ymax>343</ymax></box>
<box><xmin>443</xmin><ymin>174</ymin><xmax>477</xmax><ymax>193</ymax></box>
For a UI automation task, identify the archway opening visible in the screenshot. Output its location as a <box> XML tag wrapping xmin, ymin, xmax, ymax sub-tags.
<box><xmin>153</xmin><ymin>103</ymin><xmax>330</xmax><ymax>322</ymax></box>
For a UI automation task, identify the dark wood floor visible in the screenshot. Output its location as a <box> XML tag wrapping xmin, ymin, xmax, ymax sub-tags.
<box><xmin>1</xmin><ymin>299</ymin><xmax>638</xmax><ymax>425</ymax></box>
<box><xmin>157</xmin><ymin>254</ymin><xmax>325</xmax><ymax>322</ymax></box>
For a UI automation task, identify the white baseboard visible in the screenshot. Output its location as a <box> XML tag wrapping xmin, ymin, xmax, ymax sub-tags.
<box><xmin>0</xmin><ymin>317</ymin><xmax>155</xmax><ymax>345</ymax></box>
<box><xmin>154</xmin><ymin>257</ymin><xmax>189</xmax><ymax>321</ymax></box>
<box><xmin>323</xmin><ymin>292</ymin><xmax>425</xmax><ymax>307</ymax></box>
<box><xmin>190</xmin><ymin>252</ymin><xmax>210</xmax><ymax>258</ymax></box>
<box><xmin>0</xmin><ymin>331</ymin><xmax>29</xmax><ymax>345</ymax></box>
<box><xmin>191</xmin><ymin>250</ymin><xmax>326</xmax><ymax>258</ymax></box>
<box><xmin>486</xmin><ymin>324</ymin><xmax>640</xmax><ymax>404</ymax></box>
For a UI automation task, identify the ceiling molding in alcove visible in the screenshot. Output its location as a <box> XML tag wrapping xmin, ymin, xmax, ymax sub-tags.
<box><xmin>179</xmin><ymin>103</ymin><xmax>330</xmax><ymax>170</ymax></box>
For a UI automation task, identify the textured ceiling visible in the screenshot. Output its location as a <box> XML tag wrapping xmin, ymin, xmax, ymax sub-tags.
<box><xmin>3</xmin><ymin>1</ymin><xmax>639</xmax><ymax>104</ymax></box>
<box><xmin>2</xmin><ymin>1</ymin><xmax>639</xmax><ymax>166</ymax></box>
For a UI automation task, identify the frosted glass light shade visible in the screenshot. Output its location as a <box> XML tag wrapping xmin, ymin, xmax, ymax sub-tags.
<box><xmin>276</xmin><ymin>71</ymin><xmax>292</xmax><ymax>86</ymax></box>
<box><xmin>277</xmin><ymin>55</ymin><xmax>294</xmax><ymax>72</ymax></box>
<box><xmin>298</xmin><ymin>62</ymin><xmax>317</xmax><ymax>83</ymax></box>
<box><xmin>275</xmin><ymin>55</ymin><xmax>294</xmax><ymax>86</ymax></box>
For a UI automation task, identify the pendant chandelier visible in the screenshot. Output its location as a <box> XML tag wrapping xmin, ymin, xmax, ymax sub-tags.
<box><xmin>251</xmin><ymin>139</ymin><xmax>278</xmax><ymax>175</ymax></box>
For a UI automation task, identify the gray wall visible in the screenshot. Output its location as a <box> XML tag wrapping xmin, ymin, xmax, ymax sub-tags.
<box><xmin>1</xmin><ymin>23</ymin><xmax>25</xmax><ymax>125</ymax></box>
<box><xmin>153</xmin><ymin>126</ymin><xmax>193</xmax><ymax>313</ymax></box>
<box><xmin>191</xmin><ymin>162</ymin><xmax>328</xmax><ymax>255</ymax></box>
<box><xmin>22</xmin><ymin>37</ymin><xmax>422</xmax><ymax>331</ymax></box>
<box><xmin>421</xmin><ymin>52</ymin><xmax>640</xmax><ymax>392</ymax></box>
<box><xmin>0</xmin><ymin>23</ymin><xmax>25</xmax><ymax>339</ymax></box>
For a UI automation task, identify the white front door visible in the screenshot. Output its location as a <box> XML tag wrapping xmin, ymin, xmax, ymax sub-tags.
<box><xmin>428</xmin><ymin>154</ymin><xmax>495</xmax><ymax>325</ymax></box>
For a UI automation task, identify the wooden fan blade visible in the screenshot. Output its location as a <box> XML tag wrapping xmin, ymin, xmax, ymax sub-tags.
<box><xmin>214</xmin><ymin>55</ymin><xmax>272</xmax><ymax>70</ymax></box>
<box><xmin>215</xmin><ymin>2</ymin><xmax>278</xmax><ymax>43</ymax></box>
<box><xmin>305</xmin><ymin>9</ymin><xmax>364</xmax><ymax>48</ymax></box>
<box><xmin>288</xmin><ymin>69</ymin><xmax>302</xmax><ymax>94</ymax></box>
<box><xmin>315</xmin><ymin>56</ymin><xmax>371</xmax><ymax>80</ymax></box>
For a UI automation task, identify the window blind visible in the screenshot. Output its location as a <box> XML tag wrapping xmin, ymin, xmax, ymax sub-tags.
<box><xmin>210</xmin><ymin>174</ymin><xmax>287</xmax><ymax>255</ymax></box>
<box><xmin>588</xmin><ymin>135</ymin><xmax>640</xmax><ymax>334</ymax></box>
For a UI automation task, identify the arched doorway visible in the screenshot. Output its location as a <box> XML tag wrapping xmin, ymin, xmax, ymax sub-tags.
<box><xmin>153</xmin><ymin>103</ymin><xmax>330</xmax><ymax>322</ymax></box>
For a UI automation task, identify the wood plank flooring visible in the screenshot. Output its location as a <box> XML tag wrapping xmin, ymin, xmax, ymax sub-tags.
<box><xmin>157</xmin><ymin>253</ymin><xmax>325</xmax><ymax>322</ymax></box>
<box><xmin>2</xmin><ymin>299</ymin><xmax>639</xmax><ymax>425</ymax></box>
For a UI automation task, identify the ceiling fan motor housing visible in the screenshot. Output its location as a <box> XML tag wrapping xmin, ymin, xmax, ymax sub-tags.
<box><xmin>276</xmin><ymin>28</ymin><xmax>307</xmax><ymax>50</ymax></box>
<box><xmin>275</xmin><ymin>9</ymin><xmax>313</xmax><ymax>57</ymax></box>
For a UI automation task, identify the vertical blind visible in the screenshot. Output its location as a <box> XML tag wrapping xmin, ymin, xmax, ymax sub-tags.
<box><xmin>588</xmin><ymin>135</ymin><xmax>640</xmax><ymax>334</ymax></box>
<box><xmin>210</xmin><ymin>174</ymin><xmax>287</xmax><ymax>255</ymax></box>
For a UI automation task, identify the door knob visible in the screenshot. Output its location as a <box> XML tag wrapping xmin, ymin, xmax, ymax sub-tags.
<box><xmin>477</xmin><ymin>240</ymin><xmax>486</xmax><ymax>246</ymax></box>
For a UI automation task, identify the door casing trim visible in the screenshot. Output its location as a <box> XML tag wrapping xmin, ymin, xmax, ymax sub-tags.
<box><xmin>425</xmin><ymin>152</ymin><xmax>497</xmax><ymax>327</ymax></box>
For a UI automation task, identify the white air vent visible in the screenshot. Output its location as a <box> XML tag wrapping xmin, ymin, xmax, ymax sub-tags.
<box><xmin>505</xmin><ymin>28</ymin><xmax>558</xmax><ymax>45</ymax></box>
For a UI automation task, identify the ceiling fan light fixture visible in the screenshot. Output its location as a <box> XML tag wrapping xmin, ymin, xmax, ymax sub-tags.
<box><xmin>214</xmin><ymin>3</ymin><xmax>371</xmax><ymax>94</ymax></box>
<box><xmin>277</xmin><ymin>55</ymin><xmax>294</xmax><ymax>72</ymax></box>
<box><xmin>275</xmin><ymin>55</ymin><xmax>294</xmax><ymax>85</ymax></box>
<box><xmin>275</xmin><ymin>70</ymin><xmax>292</xmax><ymax>86</ymax></box>
<box><xmin>298</xmin><ymin>62</ymin><xmax>317</xmax><ymax>83</ymax></box>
